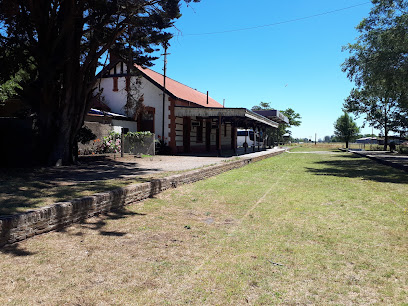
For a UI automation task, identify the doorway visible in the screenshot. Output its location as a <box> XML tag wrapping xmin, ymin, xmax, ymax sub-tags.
<box><xmin>183</xmin><ymin>117</ymin><xmax>191</xmax><ymax>153</ymax></box>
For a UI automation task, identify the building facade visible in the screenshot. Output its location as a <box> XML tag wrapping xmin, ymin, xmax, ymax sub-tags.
<box><xmin>97</xmin><ymin>60</ymin><xmax>279</xmax><ymax>154</ymax></box>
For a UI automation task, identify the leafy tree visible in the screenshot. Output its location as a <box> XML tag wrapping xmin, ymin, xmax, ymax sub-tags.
<box><xmin>281</xmin><ymin>108</ymin><xmax>301</xmax><ymax>127</ymax></box>
<box><xmin>251</xmin><ymin>102</ymin><xmax>272</xmax><ymax>111</ymax></box>
<box><xmin>344</xmin><ymin>88</ymin><xmax>401</xmax><ymax>149</ymax></box>
<box><xmin>0</xmin><ymin>68</ymin><xmax>31</xmax><ymax>102</ymax></box>
<box><xmin>276</xmin><ymin>108</ymin><xmax>301</xmax><ymax>143</ymax></box>
<box><xmin>251</xmin><ymin>102</ymin><xmax>301</xmax><ymax>144</ymax></box>
<box><xmin>334</xmin><ymin>113</ymin><xmax>360</xmax><ymax>148</ymax></box>
<box><xmin>342</xmin><ymin>0</ymin><xmax>408</xmax><ymax>149</ymax></box>
<box><xmin>280</xmin><ymin>108</ymin><xmax>301</xmax><ymax>134</ymax></box>
<box><xmin>0</xmin><ymin>0</ymin><xmax>197</xmax><ymax>166</ymax></box>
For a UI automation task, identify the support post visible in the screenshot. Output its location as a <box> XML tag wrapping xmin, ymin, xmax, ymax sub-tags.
<box><xmin>232</xmin><ymin>122</ymin><xmax>237</xmax><ymax>155</ymax></box>
<box><xmin>218</xmin><ymin>115</ymin><xmax>222</xmax><ymax>156</ymax></box>
<box><xmin>120</xmin><ymin>128</ymin><xmax>125</xmax><ymax>157</ymax></box>
<box><xmin>244</xmin><ymin>129</ymin><xmax>248</xmax><ymax>153</ymax></box>
<box><xmin>263</xmin><ymin>127</ymin><xmax>266</xmax><ymax>150</ymax></box>
<box><xmin>162</xmin><ymin>43</ymin><xmax>169</xmax><ymax>140</ymax></box>
<box><xmin>257</xmin><ymin>126</ymin><xmax>260</xmax><ymax>151</ymax></box>
<box><xmin>252</xmin><ymin>125</ymin><xmax>256</xmax><ymax>152</ymax></box>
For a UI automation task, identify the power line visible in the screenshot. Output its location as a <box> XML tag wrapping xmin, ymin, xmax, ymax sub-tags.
<box><xmin>184</xmin><ymin>2</ymin><xmax>371</xmax><ymax>36</ymax></box>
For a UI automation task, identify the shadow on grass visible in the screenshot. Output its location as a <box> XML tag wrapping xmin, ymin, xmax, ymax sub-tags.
<box><xmin>72</xmin><ymin>208</ymin><xmax>146</xmax><ymax>238</ymax></box>
<box><xmin>0</xmin><ymin>208</ymin><xmax>145</xmax><ymax>257</ymax></box>
<box><xmin>0</xmin><ymin>158</ymin><xmax>157</xmax><ymax>215</ymax></box>
<box><xmin>306</xmin><ymin>154</ymin><xmax>408</xmax><ymax>184</ymax></box>
<box><xmin>0</xmin><ymin>243</ymin><xmax>37</xmax><ymax>256</ymax></box>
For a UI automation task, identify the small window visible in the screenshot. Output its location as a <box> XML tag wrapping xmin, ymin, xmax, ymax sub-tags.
<box><xmin>113</xmin><ymin>77</ymin><xmax>118</xmax><ymax>92</ymax></box>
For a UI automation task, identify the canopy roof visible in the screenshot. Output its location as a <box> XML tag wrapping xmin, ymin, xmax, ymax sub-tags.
<box><xmin>252</xmin><ymin>110</ymin><xmax>289</xmax><ymax>124</ymax></box>
<box><xmin>174</xmin><ymin>107</ymin><xmax>279</xmax><ymax>128</ymax></box>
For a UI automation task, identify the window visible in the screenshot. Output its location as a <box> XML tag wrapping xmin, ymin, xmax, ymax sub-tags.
<box><xmin>237</xmin><ymin>130</ymin><xmax>248</xmax><ymax>137</ymax></box>
<box><xmin>113</xmin><ymin>77</ymin><xmax>118</xmax><ymax>92</ymax></box>
<box><xmin>137</xmin><ymin>107</ymin><xmax>155</xmax><ymax>133</ymax></box>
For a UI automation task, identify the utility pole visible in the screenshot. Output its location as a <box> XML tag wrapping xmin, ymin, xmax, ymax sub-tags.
<box><xmin>162</xmin><ymin>43</ymin><xmax>169</xmax><ymax>140</ymax></box>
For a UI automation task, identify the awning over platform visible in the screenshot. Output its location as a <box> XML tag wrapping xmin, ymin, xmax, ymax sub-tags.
<box><xmin>252</xmin><ymin>110</ymin><xmax>289</xmax><ymax>124</ymax></box>
<box><xmin>174</xmin><ymin>107</ymin><xmax>279</xmax><ymax>128</ymax></box>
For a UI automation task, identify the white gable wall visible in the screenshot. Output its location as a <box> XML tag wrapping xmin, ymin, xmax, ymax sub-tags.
<box><xmin>97</xmin><ymin>62</ymin><xmax>170</xmax><ymax>139</ymax></box>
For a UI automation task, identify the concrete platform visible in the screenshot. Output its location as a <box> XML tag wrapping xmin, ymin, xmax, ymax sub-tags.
<box><xmin>13</xmin><ymin>147</ymin><xmax>287</xmax><ymax>185</ymax></box>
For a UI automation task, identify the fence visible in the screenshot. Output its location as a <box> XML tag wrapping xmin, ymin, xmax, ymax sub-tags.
<box><xmin>347</xmin><ymin>142</ymin><xmax>408</xmax><ymax>153</ymax></box>
<box><xmin>122</xmin><ymin>132</ymin><xmax>155</xmax><ymax>156</ymax></box>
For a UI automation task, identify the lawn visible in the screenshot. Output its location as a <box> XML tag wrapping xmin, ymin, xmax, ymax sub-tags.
<box><xmin>0</xmin><ymin>151</ymin><xmax>407</xmax><ymax>304</ymax></box>
<box><xmin>288</xmin><ymin>142</ymin><xmax>344</xmax><ymax>152</ymax></box>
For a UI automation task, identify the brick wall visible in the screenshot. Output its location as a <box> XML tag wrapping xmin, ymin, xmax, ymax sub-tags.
<box><xmin>0</xmin><ymin>150</ymin><xmax>284</xmax><ymax>246</ymax></box>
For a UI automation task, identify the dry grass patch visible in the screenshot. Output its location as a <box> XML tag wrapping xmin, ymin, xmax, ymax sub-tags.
<box><xmin>289</xmin><ymin>142</ymin><xmax>344</xmax><ymax>152</ymax></box>
<box><xmin>0</xmin><ymin>152</ymin><xmax>407</xmax><ymax>304</ymax></box>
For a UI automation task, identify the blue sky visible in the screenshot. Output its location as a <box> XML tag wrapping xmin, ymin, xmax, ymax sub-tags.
<box><xmin>149</xmin><ymin>0</ymin><xmax>376</xmax><ymax>140</ymax></box>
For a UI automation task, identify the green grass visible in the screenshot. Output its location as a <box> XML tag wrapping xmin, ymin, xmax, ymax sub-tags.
<box><xmin>0</xmin><ymin>151</ymin><xmax>407</xmax><ymax>304</ymax></box>
<box><xmin>289</xmin><ymin>142</ymin><xmax>343</xmax><ymax>152</ymax></box>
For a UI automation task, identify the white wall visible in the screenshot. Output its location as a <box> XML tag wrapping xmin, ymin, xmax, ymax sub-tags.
<box><xmin>97</xmin><ymin>62</ymin><xmax>170</xmax><ymax>139</ymax></box>
<box><xmin>111</xmin><ymin>119</ymin><xmax>138</xmax><ymax>134</ymax></box>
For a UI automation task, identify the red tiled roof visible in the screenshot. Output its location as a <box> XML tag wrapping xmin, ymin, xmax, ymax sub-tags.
<box><xmin>135</xmin><ymin>64</ymin><xmax>223</xmax><ymax>108</ymax></box>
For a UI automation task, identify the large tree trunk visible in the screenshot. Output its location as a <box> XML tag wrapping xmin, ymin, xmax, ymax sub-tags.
<box><xmin>35</xmin><ymin>82</ymin><xmax>93</xmax><ymax>166</ymax></box>
<box><xmin>384</xmin><ymin>125</ymin><xmax>389</xmax><ymax>151</ymax></box>
<box><xmin>31</xmin><ymin>0</ymin><xmax>94</xmax><ymax>166</ymax></box>
<box><xmin>383</xmin><ymin>106</ymin><xmax>388</xmax><ymax>151</ymax></box>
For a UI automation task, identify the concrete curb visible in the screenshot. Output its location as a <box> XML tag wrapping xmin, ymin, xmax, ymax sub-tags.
<box><xmin>0</xmin><ymin>149</ymin><xmax>285</xmax><ymax>246</ymax></box>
